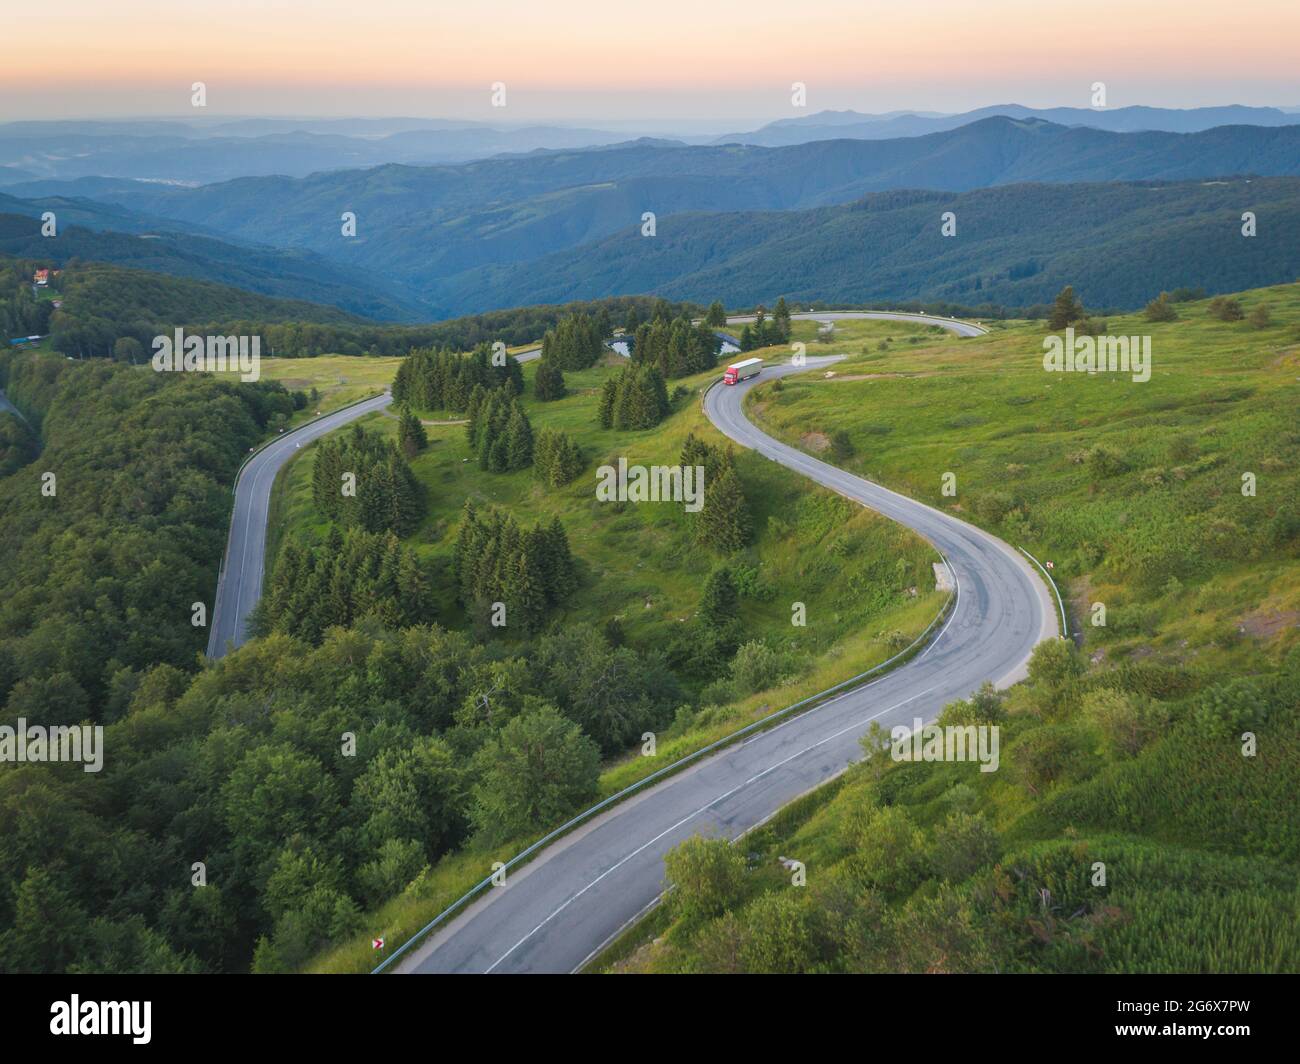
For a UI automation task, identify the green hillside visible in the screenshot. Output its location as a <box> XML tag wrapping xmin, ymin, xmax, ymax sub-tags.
<box><xmin>600</xmin><ymin>283</ymin><xmax>1300</xmax><ymax>974</ymax></box>
<box><xmin>0</xmin><ymin>203</ymin><xmax>428</xmax><ymax>320</ymax></box>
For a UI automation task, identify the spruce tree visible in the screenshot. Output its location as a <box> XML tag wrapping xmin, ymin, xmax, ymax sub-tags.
<box><xmin>699</xmin><ymin>566</ymin><xmax>740</xmax><ymax>631</ymax></box>
<box><xmin>534</xmin><ymin>361</ymin><xmax>566</xmax><ymax>401</ymax></box>
<box><xmin>1049</xmin><ymin>285</ymin><xmax>1084</xmax><ymax>330</ymax></box>
<box><xmin>398</xmin><ymin>407</ymin><xmax>428</xmax><ymax>458</ymax></box>
<box><xmin>697</xmin><ymin>463</ymin><xmax>751</xmax><ymax>553</ymax></box>
<box><xmin>773</xmin><ymin>296</ymin><xmax>792</xmax><ymax>342</ymax></box>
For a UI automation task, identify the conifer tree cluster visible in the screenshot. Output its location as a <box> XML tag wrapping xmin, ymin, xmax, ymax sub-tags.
<box><xmin>466</xmin><ymin>384</ymin><xmax>534</xmax><ymax>472</ymax></box>
<box><xmin>738</xmin><ymin>297</ymin><xmax>793</xmax><ymax>351</ymax></box>
<box><xmin>311</xmin><ymin>424</ymin><xmax>423</xmax><ymax>536</ymax></box>
<box><xmin>391</xmin><ymin>343</ymin><xmax>522</xmax><ymax>412</ymax></box>
<box><xmin>597</xmin><ymin>364</ymin><xmax>670</xmax><ymax>430</ymax></box>
<box><xmin>681</xmin><ymin>432</ymin><xmax>752</xmax><ymax>552</ymax></box>
<box><xmin>533</xmin><ymin>360</ymin><xmax>567</xmax><ymax>401</ymax></box>
<box><xmin>539</xmin><ymin>312</ymin><xmax>606</xmax><ymax>370</ymax></box>
<box><xmin>259</xmin><ymin>527</ymin><xmax>432</xmax><ymax>643</ymax></box>
<box><xmin>452</xmin><ymin>503</ymin><xmax>578</xmax><ymax>633</ymax></box>
<box><xmin>534</xmin><ymin>428</ymin><xmax>585</xmax><ymax>487</ymax></box>
<box><xmin>629</xmin><ymin>313</ymin><xmax>721</xmax><ymax>378</ymax></box>
<box><xmin>397</xmin><ymin>406</ymin><xmax>428</xmax><ymax>457</ymax></box>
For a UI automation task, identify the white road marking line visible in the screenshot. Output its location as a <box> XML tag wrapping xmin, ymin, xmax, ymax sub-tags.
<box><xmin>483</xmin><ymin>680</ymin><xmax>943</xmax><ymax>973</ymax></box>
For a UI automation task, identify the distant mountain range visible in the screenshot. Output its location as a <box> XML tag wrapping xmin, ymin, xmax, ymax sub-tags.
<box><xmin>8</xmin><ymin>116</ymin><xmax>1300</xmax><ymax>320</ymax></box>
<box><xmin>4</xmin><ymin>104</ymin><xmax>1300</xmax><ymax>187</ymax></box>
<box><xmin>716</xmin><ymin>104</ymin><xmax>1300</xmax><ymax>146</ymax></box>
<box><xmin>0</xmin><ymin>118</ymin><xmax>642</xmax><ymax>186</ymax></box>
<box><xmin>447</xmin><ymin>177</ymin><xmax>1300</xmax><ymax>313</ymax></box>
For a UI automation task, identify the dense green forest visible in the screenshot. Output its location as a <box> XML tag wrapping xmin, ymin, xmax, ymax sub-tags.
<box><xmin>0</xmin><ymin>349</ymin><xmax>302</xmax><ymax>723</ymax></box>
<box><xmin>598</xmin><ymin>364</ymin><xmax>671</xmax><ymax>430</ymax></box>
<box><xmin>467</xmin><ymin>386</ymin><xmax>535</xmax><ymax>473</ymax></box>
<box><xmin>0</xmin><ymin>411</ymin><xmax>38</xmax><ymax>477</ymax></box>
<box><xmin>628</xmin><ymin>311</ymin><xmax>723</xmax><ymax>377</ymax></box>
<box><xmin>451</xmin><ymin>505</ymin><xmax>579</xmax><ymax>636</ymax></box>
<box><xmin>0</xmin><ymin>350</ymin><xmax>684</xmax><ymax>973</ymax></box>
<box><xmin>254</xmin><ymin>529</ymin><xmax>432</xmax><ymax>643</ymax></box>
<box><xmin>0</xmin><ymin>620</ymin><xmax>680</xmax><ymax>972</ymax></box>
<box><xmin>539</xmin><ymin>311</ymin><xmax>608</xmax><ymax>370</ymax></box>
<box><xmin>0</xmin><ymin>252</ymin><xmax>697</xmax><ymax>359</ymax></box>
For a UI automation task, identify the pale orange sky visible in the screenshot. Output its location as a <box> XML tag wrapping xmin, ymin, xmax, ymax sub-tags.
<box><xmin>4</xmin><ymin>0</ymin><xmax>1298</xmax><ymax>124</ymax></box>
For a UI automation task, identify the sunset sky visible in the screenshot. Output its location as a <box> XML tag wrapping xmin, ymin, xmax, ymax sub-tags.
<box><xmin>4</xmin><ymin>0</ymin><xmax>1299</xmax><ymax>127</ymax></box>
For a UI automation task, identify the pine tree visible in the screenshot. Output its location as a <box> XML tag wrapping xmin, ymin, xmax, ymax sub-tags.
<box><xmin>546</xmin><ymin>516</ymin><xmax>578</xmax><ymax>601</ymax></box>
<box><xmin>773</xmin><ymin>296</ymin><xmax>792</xmax><ymax>342</ymax></box>
<box><xmin>534</xmin><ymin>360</ymin><xmax>566</xmax><ymax>401</ymax></box>
<box><xmin>398</xmin><ymin>407</ymin><xmax>428</xmax><ymax>458</ymax></box>
<box><xmin>697</xmin><ymin>463</ymin><xmax>751</xmax><ymax>553</ymax></box>
<box><xmin>598</xmin><ymin>377</ymin><xmax>617</xmax><ymax>429</ymax></box>
<box><xmin>699</xmin><ymin>566</ymin><xmax>740</xmax><ymax>631</ymax></box>
<box><xmin>1049</xmin><ymin>285</ymin><xmax>1084</xmax><ymax>330</ymax></box>
<box><xmin>504</xmin><ymin>404</ymin><xmax>534</xmax><ymax>470</ymax></box>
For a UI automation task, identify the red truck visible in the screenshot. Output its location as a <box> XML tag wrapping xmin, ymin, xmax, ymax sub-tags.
<box><xmin>723</xmin><ymin>357</ymin><xmax>762</xmax><ymax>385</ymax></box>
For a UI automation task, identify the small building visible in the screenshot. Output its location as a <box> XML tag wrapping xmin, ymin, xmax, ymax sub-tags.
<box><xmin>33</xmin><ymin>269</ymin><xmax>50</xmax><ymax>286</ymax></box>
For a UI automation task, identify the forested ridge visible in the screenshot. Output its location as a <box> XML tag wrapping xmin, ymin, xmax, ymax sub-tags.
<box><xmin>0</xmin><ymin>252</ymin><xmax>697</xmax><ymax>359</ymax></box>
<box><xmin>0</xmin><ymin>349</ymin><xmax>303</xmax><ymax>723</ymax></box>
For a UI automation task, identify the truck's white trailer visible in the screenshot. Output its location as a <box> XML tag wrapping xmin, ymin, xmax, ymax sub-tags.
<box><xmin>723</xmin><ymin>357</ymin><xmax>763</xmax><ymax>384</ymax></box>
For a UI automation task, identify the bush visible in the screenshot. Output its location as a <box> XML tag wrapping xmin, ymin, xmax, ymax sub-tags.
<box><xmin>846</xmin><ymin>805</ymin><xmax>928</xmax><ymax>897</ymax></box>
<box><xmin>1081</xmin><ymin>688</ymin><xmax>1169</xmax><ymax>759</ymax></box>
<box><xmin>1144</xmin><ymin>292</ymin><xmax>1178</xmax><ymax>322</ymax></box>
<box><xmin>928</xmin><ymin>812</ymin><xmax>1001</xmax><ymax>882</ymax></box>
<box><xmin>731</xmin><ymin>640</ymin><xmax>798</xmax><ymax>694</ymax></box>
<box><xmin>664</xmin><ymin>835</ymin><xmax>747</xmax><ymax>924</ymax></box>
<box><xmin>1086</xmin><ymin>444</ymin><xmax>1128</xmax><ymax>479</ymax></box>
<box><xmin>1208</xmin><ymin>296</ymin><xmax>1244</xmax><ymax>322</ymax></box>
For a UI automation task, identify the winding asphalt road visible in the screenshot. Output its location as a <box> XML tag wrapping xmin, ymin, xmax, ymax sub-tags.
<box><xmin>394</xmin><ymin>312</ymin><xmax>1055</xmax><ymax>974</ymax></box>
<box><xmin>202</xmin><ymin>311</ymin><xmax>1050</xmax><ymax>971</ymax></box>
<box><xmin>206</xmin><ymin>392</ymin><xmax>393</xmax><ymax>658</ymax></box>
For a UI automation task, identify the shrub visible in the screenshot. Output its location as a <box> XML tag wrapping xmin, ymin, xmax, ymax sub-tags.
<box><xmin>1208</xmin><ymin>296</ymin><xmax>1244</xmax><ymax>322</ymax></box>
<box><xmin>731</xmin><ymin>640</ymin><xmax>798</xmax><ymax>694</ymax></box>
<box><xmin>1144</xmin><ymin>292</ymin><xmax>1178</xmax><ymax>322</ymax></box>
<box><xmin>1081</xmin><ymin>688</ymin><xmax>1169</xmax><ymax>759</ymax></box>
<box><xmin>928</xmin><ymin>812</ymin><xmax>1001</xmax><ymax>882</ymax></box>
<box><xmin>664</xmin><ymin>835</ymin><xmax>747</xmax><ymax>924</ymax></box>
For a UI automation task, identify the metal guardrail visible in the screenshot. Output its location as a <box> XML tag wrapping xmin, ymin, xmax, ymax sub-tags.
<box><xmin>227</xmin><ymin>389</ymin><xmax>388</xmax><ymax>495</ymax></box>
<box><xmin>371</xmin><ymin>569</ymin><xmax>956</xmax><ymax>974</ymax></box>
<box><xmin>207</xmin><ymin>390</ymin><xmax>388</xmax><ymax>658</ymax></box>
<box><xmin>1019</xmin><ymin>546</ymin><xmax>1070</xmax><ymax>639</ymax></box>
